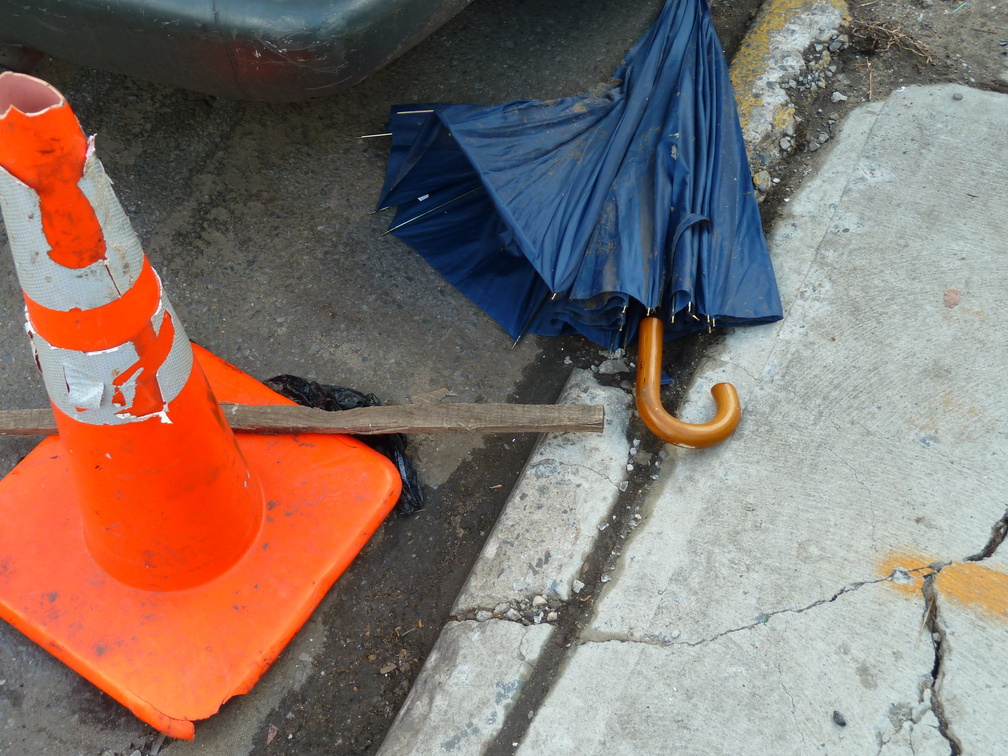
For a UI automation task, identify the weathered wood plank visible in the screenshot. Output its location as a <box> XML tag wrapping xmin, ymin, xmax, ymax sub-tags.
<box><xmin>0</xmin><ymin>402</ymin><xmax>605</xmax><ymax>437</ymax></box>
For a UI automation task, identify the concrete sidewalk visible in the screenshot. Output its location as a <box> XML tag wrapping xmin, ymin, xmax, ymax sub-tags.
<box><xmin>377</xmin><ymin>84</ymin><xmax>1008</xmax><ymax>755</ymax></box>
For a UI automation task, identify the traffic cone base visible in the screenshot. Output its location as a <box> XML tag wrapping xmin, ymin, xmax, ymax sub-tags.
<box><xmin>0</xmin><ymin>345</ymin><xmax>401</xmax><ymax>740</ymax></box>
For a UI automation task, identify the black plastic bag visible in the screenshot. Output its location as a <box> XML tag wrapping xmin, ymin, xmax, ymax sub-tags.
<box><xmin>263</xmin><ymin>374</ymin><xmax>425</xmax><ymax>515</ymax></box>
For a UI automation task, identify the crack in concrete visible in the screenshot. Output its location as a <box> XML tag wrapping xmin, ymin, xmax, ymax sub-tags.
<box><xmin>966</xmin><ymin>507</ymin><xmax>1008</xmax><ymax>562</ymax></box>
<box><xmin>921</xmin><ymin>570</ymin><xmax>964</xmax><ymax>755</ymax></box>
<box><xmin>559</xmin><ymin>459</ymin><xmax>630</xmax><ymax>491</ymax></box>
<box><xmin>873</xmin><ymin>693</ymin><xmax>942</xmax><ymax>756</ymax></box>
<box><xmin>878</xmin><ymin>503</ymin><xmax>1008</xmax><ymax>756</ymax></box>
<box><xmin>575</xmin><ymin>575</ymin><xmax>892</xmax><ymax>649</ymax></box>
<box><xmin>777</xmin><ymin>660</ymin><xmax>807</xmax><ymax>749</ymax></box>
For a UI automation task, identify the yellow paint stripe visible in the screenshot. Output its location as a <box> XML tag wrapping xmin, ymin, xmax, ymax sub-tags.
<box><xmin>934</xmin><ymin>561</ymin><xmax>1008</xmax><ymax>621</ymax></box>
<box><xmin>878</xmin><ymin>552</ymin><xmax>1008</xmax><ymax>623</ymax></box>
<box><xmin>729</xmin><ymin>0</ymin><xmax>850</xmax><ymax>136</ymax></box>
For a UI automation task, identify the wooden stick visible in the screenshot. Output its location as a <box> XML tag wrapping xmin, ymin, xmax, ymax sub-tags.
<box><xmin>0</xmin><ymin>402</ymin><xmax>605</xmax><ymax>438</ymax></box>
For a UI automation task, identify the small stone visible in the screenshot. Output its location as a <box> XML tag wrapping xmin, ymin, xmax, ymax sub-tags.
<box><xmin>597</xmin><ymin>358</ymin><xmax>629</xmax><ymax>375</ymax></box>
<box><xmin>831</xmin><ymin>91</ymin><xmax>848</xmax><ymax>103</ymax></box>
<box><xmin>598</xmin><ymin>521</ymin><xmax>609</xmax><ymax>531</ymax></box>
<box><xmin>817</xmin><ymin>132</ymin><xmax>829</xmax><ymax>144</ymax></box>
<box><xmin>494</xmin><ymin>602</ymin><xmax>510</xmax><ymax>615</ymax></box>
<box><xmin>952</xmin><ymin>92</ymin><xmax>963</xmax><ymax>101</ymax></box>
<box><xmin>626</xmin><ymin>463</ymin><xmax>634</xmax><ymax>472</ymax></box>
<box><xmin>618</xmin><ymin>481</ymin><xmax>628</xmax><ymax>492</ymax></box>
<box><xmin>829</xmin><ymin>39</ymin><xmax>843</xmax><ymax>52</ymax></box>
<box><xmin>752</xmin><ymin>170</ymin><xmax>773</xmax><ymax>191</ymax></box>
<box><xmin>475</xmin><ymin>610</ymin><xmax>492</xmax><ymax>621</ymax></box>
<box><xmin>808</xmin><ymin>142</ymin><xmax>820</xmax><ymax>152</ymax></box>
<box><xmin>600</xmin><ymin>573</ymin><xmax>612</xmax><ymax>584</ymax></box>
<box><xmin>547</xmin><ymin>611</ymin><xmax>559</xmax><ymax>622</ymax></box>
<box><xmin>379</xmin><ymin>663</ymin><xmax>397</xmax><ymax>674</ymax></box>
<box><xmin>572</xmin><ymin>579</ymin><xmax>585</xmax><ymax>594</ymax></box>
<box><xmin>943</xmin><ymin>287</ymin><xmax>961</xmax><ymax>308</ymax></box>
<box><xmin>532</xmin><ymin>595</ymin><xmax>548</xmax><ymax>607</ymax></box>
<box><xmin>505</xmin><ymin>608</ymin><xmax>523</xmax><ymax>622</ymax></box>
<box><xmin>779</xmin><ymin>137</ymin><xmax>793</xmax><ymax>151</ymax></box>
<box><xmin>833</xmin><ymin>710</ymin><xmax>848</xmax><ymax>727</ymax></box>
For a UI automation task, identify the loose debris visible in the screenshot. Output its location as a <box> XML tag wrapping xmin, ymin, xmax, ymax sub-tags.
<box><xmin>851</xmin><ymin>20</ymin><xmax>933</xmax><ymax>64</ymax></box>
<box><xmin>461</xmin><ymin>595</ymin><xmax>565</xmax><ymax>626</ymax></box>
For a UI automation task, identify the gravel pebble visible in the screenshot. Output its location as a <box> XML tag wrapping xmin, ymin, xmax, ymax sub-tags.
<box><xmin>572</xmin><ymin>579</ymin><xmax>585</xmax><ymax>594</ymax></box>
<box><xmin>597</xmin><ymin>358</ymin><xmax>629</xmax><ymax>375</ymax></box>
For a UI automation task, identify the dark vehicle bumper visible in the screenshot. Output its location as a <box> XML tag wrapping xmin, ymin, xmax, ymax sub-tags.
<box><xmin>0</xmin><ymin>0</ymin><xmax>473</xmax><ymax>101</ymax></box>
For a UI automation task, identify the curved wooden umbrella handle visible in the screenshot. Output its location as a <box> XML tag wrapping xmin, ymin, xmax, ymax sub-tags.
<box><xmin>635</xmin><ymin>316</ymin><xmax>741</xmax><ymax>448</ymax></box>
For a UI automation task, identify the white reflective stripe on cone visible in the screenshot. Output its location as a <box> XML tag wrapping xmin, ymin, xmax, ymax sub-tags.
<box><xmin>28</xmin><ymin>300</ymin><xmax>194</xmax><ymax>424</ymax></box>
<box><xmin>0</xmin><ymin>154</ymin><xmax>145</xmax><ymax>311</ymax></box>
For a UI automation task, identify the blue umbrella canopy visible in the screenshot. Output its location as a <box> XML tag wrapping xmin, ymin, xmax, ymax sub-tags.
<box><xmin>377</xmin><ymin>0</ymin><xmax>782</xmax><ymax>349</ymax></box>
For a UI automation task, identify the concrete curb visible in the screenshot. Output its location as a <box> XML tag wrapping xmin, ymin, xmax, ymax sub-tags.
<box><xmin>378</xmin><ymin>368</ymin><xmax>633</xmax><ymax>755</ymax></box>
<box><xmin>728</xmin><ymin>0</ymin><xmax>850</xmax><ymax>194</ymax></box>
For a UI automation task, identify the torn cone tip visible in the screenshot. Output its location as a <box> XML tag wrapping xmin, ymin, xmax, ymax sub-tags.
<box><xmin>0</xmin><ymin>71</ymin><xmax>65</xmax><ymax>118</ymax></box>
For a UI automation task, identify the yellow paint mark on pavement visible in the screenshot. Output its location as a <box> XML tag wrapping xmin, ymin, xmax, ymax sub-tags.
<box><xmin>876</xmin><ymin>552</ymin><xmax>936</xmax><ymax>596</ymax></box>
<box><xmin>935</xmin><ymin>561</ymin><xmax>1008</xmax><ymax>622</ymax></box>
<box><xmin>878</xmin><ymin>552</ymin><xmax>1008</xmax><ymax>623</ymax></box>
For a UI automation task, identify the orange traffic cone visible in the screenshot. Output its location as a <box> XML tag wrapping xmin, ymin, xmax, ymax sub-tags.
<box><xmin>0</xmin><ymin>72</ymin><xmax>400</xmax><ymax>739</ymax></box>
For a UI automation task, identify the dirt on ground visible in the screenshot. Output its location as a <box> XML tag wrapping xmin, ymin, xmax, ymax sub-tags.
<box><xmin>760</xmin><ymin>0</ymin><xmax>1008</xmax><ymax>218</ymax></box>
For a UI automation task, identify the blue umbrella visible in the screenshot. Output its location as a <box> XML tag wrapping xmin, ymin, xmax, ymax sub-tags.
<box><xmin>377</xmin><ymin>0</ymin><xmax>782</xmax><ymax>446</ymax></box>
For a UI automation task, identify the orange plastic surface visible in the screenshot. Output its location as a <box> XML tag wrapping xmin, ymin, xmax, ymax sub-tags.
<box><xmin>635</xmin><ymin>316</ymin><xmax>742</xmax><ymax>448</ymax></box>
<box><xmin>0</xmin><ymin>72</ymin><xmax>107</xmax><ymax>268</ymax></box>
<box><xmin>0</xmin><ymin>346</ymin><xmax>401</xmax><ymax>739</ymax></box>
